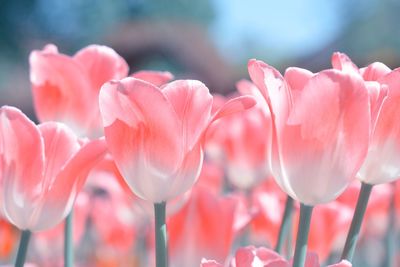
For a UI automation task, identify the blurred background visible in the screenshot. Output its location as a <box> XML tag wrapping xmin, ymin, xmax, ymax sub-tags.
<box><xmin>1</xmin><ymin>0</ymin><xmax>400</xmax><ymax>117</ymax></box>
<box><xmin>1</xmin><ymin>1</ymin><xmax>400</xmax><ymax>266</ymax></box>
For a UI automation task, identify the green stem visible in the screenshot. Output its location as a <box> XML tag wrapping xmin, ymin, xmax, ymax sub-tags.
<box><xmin>154</xmin><ymin>202</ymin><xmax>168</xmax><ymax>267</ymax></box>
<box><xmin>64</xmin><ymin>211</ymin><xmax>74</xmax><ymax>267</ymax></box>
<box><xmin>286</xmin><ymin>217</ymin><xmax>294</xmax><ymax>258</ymax></box>
<box><xmin>275</xmin><ymin>196</ymin><xmax>294</xmax><ymax>255</ymax></box>
<box><xmin>341</xmin><ymin>182</ymin><xmax>373</xmax><ymax>262</ymax></box>
<box><xmin>15</xmin><ymin>230</ymin><xmax>31</xmax><ymax>267</ymax></box>
<box><xmin>292</xmin><ymin>204</ymin><xmax>314</xmax><ymax>267</ymax></box>
<box><xmin>383</xmin><ymin>183</ymin><xmax>397</xmax><ymax>267</ymax></box>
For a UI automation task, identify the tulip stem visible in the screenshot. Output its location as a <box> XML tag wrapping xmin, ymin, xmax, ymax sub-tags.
<box><xmin>275</xmin><ymin>196</ymin><xmax>294</xmax><ymax>255</ymax></box>
<box><xmin>383</xmin><ymin>183</ymin><xmax>397</xmax><ymax>267</ymax></box>
<box><xmin>154</xmin><ymin>201</ymin><xmax>168</xmax><ymax>267</ymax></box>
<box><xmin>341</xmin><ymin>182</ymin><xmax>373</xmax><ymax>262</ymax></box>
<box><xmin>293</xmin><ymin>204</ymin><xmax>313</xmax><ymax>267</ymax></box>
<box><xmin>286</xmin><ymin>214</ymin><xmax>294</xmax><ymax>257</ymax></box>
<box><xmin>64</xmin><ymin>210</ymin><xmax>74</xmax><ymax>267</ymax></box>
<box><xmin>15</xmin><ymin>230</ymin><xmax>31</xmax><ymax>267</ymax></box>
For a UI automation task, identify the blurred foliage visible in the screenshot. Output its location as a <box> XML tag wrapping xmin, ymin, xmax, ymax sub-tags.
<box><xmin>1</xmin><ymin>0</ymin><xmax>400</xmax><ymax>109</ymax></box>
<box><xmin>0</xmin><ymin>0</ymin><xmax>214</xmax><ymax>57</ymax></box>
<box><xmin>338</xmin><ymin>0</ymin><xmax>400</xmax><ymax>65</ymax></box>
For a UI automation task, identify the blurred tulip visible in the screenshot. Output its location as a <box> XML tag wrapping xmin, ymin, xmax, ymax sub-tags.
<box><xmin>0</xmin><ymin>219</ymin><xmax>18</xmax><ymax>260</ymax></box>
<box><xmin>32</xmin><ymin>193</ymin><xmax>90</xmax><ymax>266</ymax></box>
<box><xmin>204</xmin><ymin>94</ymin><xmax>229</xmax><ymax>166</ymax></box>
<box><xmin>251</xmin><ymin>182</ymin><xmax>353</xmax><ymax>262</ymax></box>
<box><xmin>307</xmin><ymin>202</ymin><xmax>353</xmax><ymax>261</ymax></box>
<box><xmin>0</xmin><ymin>106</ymin><xmax>107</xmax><ymax>231</ymax></box>
<box><xmin>29</xmin><ymin>44</ymin><xmax>129</xmax><ymax>138</ymax></box>
<box><xmin>89</xmin><ymin>170</ymin><xmax>137</xmax><ymax>253</ymax></box>
<box><xmin>194</xmin><ymin>161</ymin><xmax>225</xmax><ymax>195</ymax></box>
<box><xmin>215</xmin><ymin>80</ymin><xmax>272</xmax><ymax>190</ymax></box>
<box><xmin>99</xmin><ymin>77</ymin><xmax>255</xmax><ymax>203</ymax></box>
<box><xmin>248</xmin><ymin>59</ymin><xmax>371</xmax><ymax>205</ymax></box>
<box><xmin>200</xmin><ymin>246</ymin><xmax>352</xmax><ymax>267</ymax></box>
<box><xmin>81</xmin><ymin>155</ymin><xmax>152</xmax><ymax>267</ymax></box>
<box><xmin>131</xmin><ymin>71</ymin><xmax>174</xmax><ymax>87</ymax></box>
<box><xmin>250</xmin><ymin>179</ymin><xmax>289</xmax><ymax>248</ymax></box>
<box><xmin>337</xmin><ymin>181</ymin><xmax>392</xmax><ymax>236</ymax></box>
<box><xmin>0</xmin><ymin>264</ymin><xmax>38</xmax><ymax>267</ymax></box>
<box><xmin>168</xmin><ymin>186</ymin><xmax>250</xmax><ymax>267</ymax></box>
<box><xmin>200</xmin><ymin>259</ymin><xmax>223</xmax><ymax>267</ymax></box>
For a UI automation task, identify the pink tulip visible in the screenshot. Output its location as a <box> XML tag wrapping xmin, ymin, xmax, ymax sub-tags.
<box><xmin>248</xmin><ymin>59</ymin><xmax>371</xmax><ymax>205</ymax></box>
<box><xmin>216</xmin><ymin>80</ymin><xmax>272</xmax><ymax>189</ymax></box>
<box><xmin>0</xmin><ymin>219</ymin><xmax>17</xmax><ymax>260</ymax></box>
<box><xmin>169</xmin><ymin>186</ymin><xmax>249</xmax><ymax>267</ymax></box>
<box><xmin>29</xmin><ymin>44</ymin><xmax>129</xmax><ymax>138</ymax></box>
<box><xmin>195</xmin><ymin>161</ymin><xmax>224</xmax><ymax>195</ymax></box>
<box><xmin>88</xmin><ymin>166</ymin><xmax>138</xmax><ymax>253</ymax></box>
<box><xmin>82</xmin><ymin>155</ymin><xmax>156</xmax><ymax>266</ymax></box>
<box><xmin>250</xmin><ymin>183</ymin><xmax>353</xmax><ymax>262</ymax></box>
<box><xmin>200</xmin><ymin>246</ymin><xmax>352</xmax><ymax>267</ymax></box>
<box><xmin>307</xmin><ymin>202</ymin><xmax>353</xmax><ymax>261</ymax></box>
<box><xmin>0</xmin><ymin>106</ymin><xmax>107</xmax><ymax>231</ymax></box>
<box><xmin>250</xmin><ymin>179</ymin><xmax>289</xmax><ymax>248</ymax></box>
<box><xmin>0</xmin><ymin>264</ymin><xmax>38</xmax><ymax>267</ymax></box>
<box><xmin>337</xmin><ymin>181</ymin><xmax>392</xmax><ymax>236</ymax></box>
<box><xmin>32</xmin><ymin>192</ymin><xmax>90</xmax><ymax>266</ymax></box>
<box><xmin>396</xmin><ymin>180</ymin><xmax>400</xmax><ymax>217</ymax></box>
<box><xmin>131</xmin><ymin>70</ymin><xmax>174</xmax><ymax>87</ymax></box>
<box><xmin>99</xmin><ymin>77</ymin><xmax>255</xmax><ymax>203</ymax></box>
<box><xmin>203</xmin><ymin>94</ymin><xmax>230</xmax><ymax>166</ymax></box>
<box><xmin>332</xmin><ymin>52</ymin><xmax>400</xmax><ymax>185</ymax></box>
<box><xmin>200</xmin><ymin>259</ymin><xmax>223</xmax><ymax>267</ymax></box>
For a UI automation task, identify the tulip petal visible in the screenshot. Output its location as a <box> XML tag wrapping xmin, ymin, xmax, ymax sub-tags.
<box><xmin>167</xmin><ymin>144</ymin><xmax>203</xmax><ymax>201</ymax></box>
<box><xmin>99</xmin><ymin>78</ymin><xmax>184</xmax><ymax>201</ymax></box>
<box><xmin>288</xmin><ymin>70</ymin><xmax>369</xmax><ymax>143</ymax></box>
<box><xmin>162</xmin><ymin>80</ymin><xmax>213</xmax><ymax>151</ymax></box>
<box><xmin>169</xmin><ymin>187</ymin><xmax>240</xmax><ymax>267</ymax></box>
<box><xmin>211</xmin><ymin>96</ymin><xmax>256</xmax><ymax>123</ymax></box>
<box><xmin>373</xmin><ymin>70</ymin><xmax>400</xmax><ymax>144</ymax></box>
<box><xmin>304</xmin><ymin>253</ymin><xmax>320</xmax><ymax>267</ymax></box>
<box><xmin>38</xmin><ymin>122</ymin><xmax>80</xmax><ymax>191</ymax></box>
<box><xmin>328</xmin><ymin>260</ymin><xmax>352</xmax><ymax>267</ymax></box>
<box><xmin>200</xmin><ymin>259</ymin><xmax>223</xmax><ymax>267</ymax></box>
<box><xmin>248</xmin><ymin>59</ymin><xmax>291</xmax><ymax>133</ymax></box>
<box><xmin>364</xmin><ymin>81</ymin><xmax>388</xmax><ymax>133</ymax></box>
<box><xmin>379</xmin><ymin>68</ymin><xmax>400</xmax><ymax>97</ymax></box>
<box><xmin>0</xmin><ymin>106</ymin><xmax>45</xmax><ymax>229</ymax></box>
<box><xmin>131</xmin><ymin>70</ymin><xmax>174</xmax><ymax>86</ymax></box>
<box><xmin>236</xmin><ymin>79</ymin><xmax>270</xmax><ymax>113</ymax></box>
<box><xmin>29</xmin><ymin>46</ymin><xmax>94</xmax><ymax>132</ymax></box>
<box><xmin>284</xmin><ymin>67</ymin><xmax>314</xmax><ymax>91</ymax></box>
<box><xmin>360</xmin><ymin>62</ymin><xmax>391</xmax><ymax>81</ymax></box>
<box><xmin>74</xmin><ymin>45</ymin><xmax>129</xmax><ymax>90</ymax></box>
<box><xmin>248</xmin><ymin>59</ymin><xmax>283</xmax><ymax>101</ymax></box>
<box><xmin>31</xmin><ymin>138</ymin><xmax>107</xmax><ymax>231</ymax></box>
<box><xmin>331</xmin><ymin>52</ymin><xmax>359</xmax><ymax>74</ymax></box>
<box><xmin>282</xmin><ymin>70</ymin><xmax>370</xmax><ymax>204</ymax></box>
<box><xmin>359</xmin><ymin>69</ymin><xmax>400</xmax><ymax>184</ymax></box>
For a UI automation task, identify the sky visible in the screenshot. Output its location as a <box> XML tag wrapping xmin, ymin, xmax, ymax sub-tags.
<box><xmin>210</xmin><ymin>0</ymin><xmax>346</xmax><ymax>63</ymax></box>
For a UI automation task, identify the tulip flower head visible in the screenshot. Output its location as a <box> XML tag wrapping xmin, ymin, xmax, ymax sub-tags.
<box><xmin>332</xmin><ymin>52</ymin><xmax>400</xmax><ymax>185</ymax></box>
<box><xmin>29</xmin><ymin>44</ymin><xmax>129</xmax><ymax>138</ymax></box>
<box><xmin>248</xmin><ymin>59</ymin><xmax>371</xmax><ymax>205</ymax></box>
<box><xmin>168</xmin><ymin>186</ymin><xmax>249</xmax><ymax>267</ymax></box>
<box><xmin>99</xmin><ymin>78</ymin><xmax>255</xmax><ymax>203</ymax></box>
<box><xmin>0</xmin><ymin>106</ymin><xmax>107</xmax><ymax>231</ymax></box>
<box><xmin>216</xmin><ymin>80</ymin><xmax>272</xmax><ymax>190</ymax></box>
